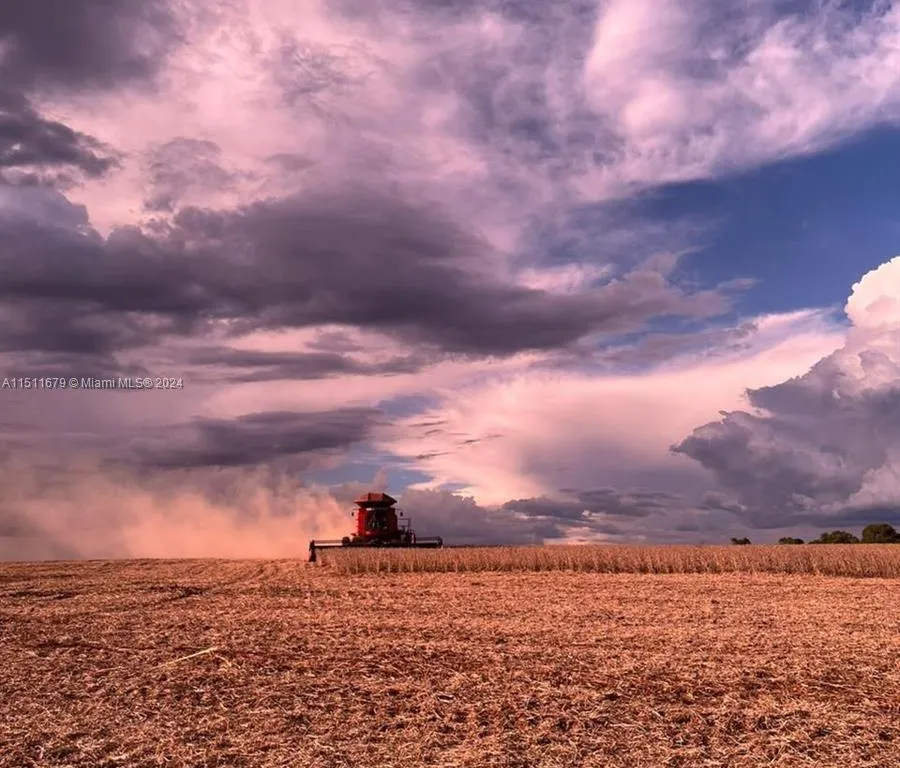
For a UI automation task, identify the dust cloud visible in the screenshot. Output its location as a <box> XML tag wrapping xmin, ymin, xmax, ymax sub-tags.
<box><xmin>0</xmin><ymin>454</ymin><xmax>352</xmax><ymax>561</ymax></box>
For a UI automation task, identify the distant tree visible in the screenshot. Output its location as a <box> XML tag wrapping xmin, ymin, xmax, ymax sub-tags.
<box><xmin>777</xmin><ymin>537</ymin><xmax>804</xmax><ymax>545</ymax></box>
<box><xmin>861</xmin><ymin>523</ymin><xmax>900</xmax><ymax>543</ymax></box>
<box><xmin>730</xmin><ymin>537</ymin><xmax>752</xmax><ymax>545</ymax></box>
<box><xmin>810</xmin><ymin>530</ymin><xmax>860</xmax><ymax>544</ymax></box>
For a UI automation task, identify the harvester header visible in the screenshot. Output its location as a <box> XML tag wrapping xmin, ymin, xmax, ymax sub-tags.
<box><xmin>308</xmin><ymin>492</ymin><xmax>443</xmax><ymax>562</ymax></box>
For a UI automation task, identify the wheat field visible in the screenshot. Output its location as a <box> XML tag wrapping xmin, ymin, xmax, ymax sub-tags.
<box><xmin>2</xmin><ymin>549</ymin><xmax>900</xmax><ymax>767</ymax></box>
<box><xmin>316</xmin><ymin>543</ymin><xmax>900</xmax><ymax>577</ymax></box>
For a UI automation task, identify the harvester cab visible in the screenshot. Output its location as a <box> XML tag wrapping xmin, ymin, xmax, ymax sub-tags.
<box><xmin>308</xmin><ymin>492</ymin><xmax>443</xmax><ymax>562</ymax></box>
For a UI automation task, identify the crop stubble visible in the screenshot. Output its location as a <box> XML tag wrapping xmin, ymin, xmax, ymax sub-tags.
<box><xmin>1</xmin><ymin>551</ymin><xmax>899</xmax><ymax>767</ymax></box>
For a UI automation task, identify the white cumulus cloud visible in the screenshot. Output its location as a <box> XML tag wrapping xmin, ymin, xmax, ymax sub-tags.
<box><xmin>675</xmin><ymin>256</ymin><xmax>900</xmax><ymax>528</ymax></box>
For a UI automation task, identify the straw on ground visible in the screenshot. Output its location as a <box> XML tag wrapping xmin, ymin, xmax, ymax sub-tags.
<box><xmin>1</xmin><ymin>554</ymin><xmax>899</xmax><ymax>767</ymax></box>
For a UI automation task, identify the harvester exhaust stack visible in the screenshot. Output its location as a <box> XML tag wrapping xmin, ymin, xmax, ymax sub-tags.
<box><xmin>308</xmin><ymin>492</ymin><xmax>443</xmax><ymax>562</ymax></box>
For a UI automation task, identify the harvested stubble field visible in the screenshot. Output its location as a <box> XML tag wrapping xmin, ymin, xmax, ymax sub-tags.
<box><xmin>1</xmin><ymin>548</ymin><xmax>899</xmax><ymax>768</ymax></box>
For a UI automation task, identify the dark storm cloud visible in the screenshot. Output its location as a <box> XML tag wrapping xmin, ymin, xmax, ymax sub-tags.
<box><xmin>0</xmin><ymin>91</ymin><xmax>119</xmax><ymax>180</ymax></box>
<box><xmin>0</xmin><ymin>1</ymin><xmax>183</xmax><ymax>186</ymax></box>
<box><xmin>673</xmin><ymin>352</ymin><xmax>900</xmax><ymax>528</ymax></box>
<box><xmin>397</xmin><ymin>489</ymin><xmax>568</xmax><ymax>545</ymax></box>
<box><xmin>502</xmin><ymin>496</ymin><xmax>626</xmax><ymax>536</ymax></box>
<box><xmin>134</xmin><ymin>408</ymin><xmax>382</xmax><ymax>469</ymax></box>
<box><xmin>0</xmin><ymin>298</ymin><xmax>156</xmax><ymax>356</ymax></box>
<box><xmin>0</xmin><ymin>0</ymin><xmax>179</xmax><ymax>91</ymax></box>
<box><xmin>697</xmin><ymin>491</ymin><xmax>747</xmax><ymax>516</ymax></box>
<box><xmin>0</xmin><ymin>211</ymin><xmax>204</xmax><ymax>359</ymax></box>
<box><xmin>158</xmin><ymin>191</ymin><xmax>727</xmax><ymax>354</ymax></box>
<box><xmin>0</xmin><ymin>350</ymin><xmax>137</xmax><ymax>381</ymax></box>
<box><xmin>0</xmin><ymin>203</ymin><xmax>170</xmax><ymax>361</ymax></box>
<box><xmin>502</xmin><ymin>498</ymin><xmax>589</xmax><ymax>519</ymax></box>
<box><xmin>576</xmin><ymin>488</ymin><xmax>681</xmax><ymax>517</ymax></box>
<box><xmin>801</xmin><ymin>504</ymin><xmax>900</xmax><ymax>530</ymax></box>
<box><xmin>306</xmin><ymin>330</ymin><xmax>365</xmax><ymax>354</ymax></box>
<box><xmin>501</xmin><ymin>488</ymin><xmax>793</xmax><ymax>543</ymax></box>
<box><xmin>0</xmin><ymin>219</ymin><xmax>198</xmax><ymax>317</ymax></box>
<box><xmin>504</xmin><ymin>487</ymin><xmax>682</xmax><ymax>521</ymax></box>
<box><xmin>184</xmin><ymin>347</ymin><xmax>425</xmax><ymax>382</ymax></box>
<box><xmin>0</xmin><ymin>186</ymin><xmax>729</xmax><ymax>362</ymax></box>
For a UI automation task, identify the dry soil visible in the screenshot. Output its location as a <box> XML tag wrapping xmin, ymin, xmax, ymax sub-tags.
<box><xmin>1</xmin><ymin>559</ymin><xmax>899</xmax><ymax>767</ymax></box>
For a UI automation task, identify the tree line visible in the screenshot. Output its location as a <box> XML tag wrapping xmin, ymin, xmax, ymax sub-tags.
<box><xmin>730</xmin><ymin>523</ymin><xmax>900</xmax><ymax>546</ymax></box>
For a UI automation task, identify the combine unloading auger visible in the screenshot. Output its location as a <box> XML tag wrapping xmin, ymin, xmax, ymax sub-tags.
<box><xmin>308</xmin><ymin>492</ymin><xmax>443</xmax><ymax>562</ymax></box>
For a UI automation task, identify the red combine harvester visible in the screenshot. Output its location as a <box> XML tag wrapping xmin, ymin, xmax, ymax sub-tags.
<box><xmin>308</xmin><ymin>492</ymin><xmax>443</xmax><ymax>562</ymax></box>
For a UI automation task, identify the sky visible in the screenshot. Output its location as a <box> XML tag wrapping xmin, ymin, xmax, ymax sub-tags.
<box><xmin>1</xmin><ymin>0</ymin><xmax>899</xmax><ymax>559</ymax></box>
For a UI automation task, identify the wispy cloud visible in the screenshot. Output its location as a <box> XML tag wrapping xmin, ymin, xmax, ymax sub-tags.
<box><xmin>376</xmin><ymin>308</ymin><xmax>844</xmax><ymax>506</ymax></box>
